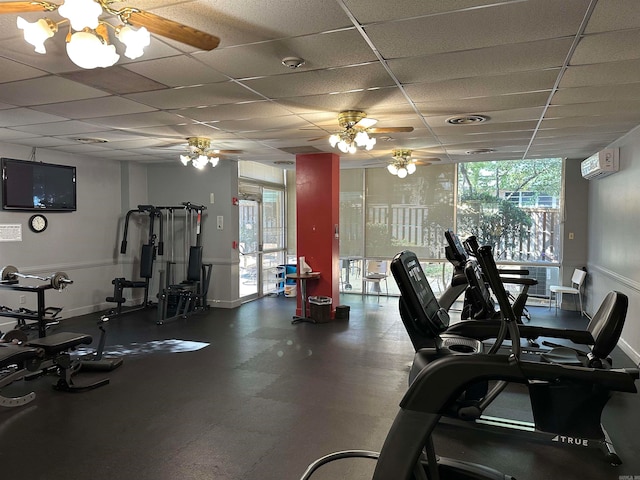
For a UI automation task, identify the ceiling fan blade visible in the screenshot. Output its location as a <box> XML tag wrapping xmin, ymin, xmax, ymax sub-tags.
<box><xmin>368</xmin><ymin>127</ymin><xmax>414</xmax><ymax>134</ymax></box>
<box><xmin>217</xmin><ymin>150</ymin><xmax>243</xmax><ymax>154</ymax></box>
<box><xmin>0</xmin><ymin>1</ymin><xmax>56</xmax><ymax>13</ymax></box>
<box><xmin>124</xmin><ymin>9</ymin><xmax>220</xmax><ymax>51</ymax></box>
<box><xmin>354</xmin><ymin>117</ymin><xmax>377</xmax><ymax>129</ymax></box>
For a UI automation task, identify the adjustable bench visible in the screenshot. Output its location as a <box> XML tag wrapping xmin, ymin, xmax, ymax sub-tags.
<box><xmin>0</xmin><ymin>331</ymin><xmax>109</xmax><ymax>407</ymax></box>
<box><xmin>26</xmin><ymin>331</ymin><xmax>110</xmax><ymax>392</ymax></box>
<box><xmin>0</xmin><ymin>344</ymin><xmax>40</xmax><ymax>407</ymax></box>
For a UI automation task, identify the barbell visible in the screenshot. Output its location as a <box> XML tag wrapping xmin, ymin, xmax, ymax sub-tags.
<box><xmin>0</xmin><ymin>265</ymin><xmax>73</xmax><ymax>290</ymax></box>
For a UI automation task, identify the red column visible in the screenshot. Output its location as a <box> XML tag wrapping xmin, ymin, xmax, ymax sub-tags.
<box><xmin>295</xmin><ymin>152</ymin><xmax>340</xmax><ymax>318</ymax></box>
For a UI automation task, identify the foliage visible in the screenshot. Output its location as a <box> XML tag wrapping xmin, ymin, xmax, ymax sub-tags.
<box><xmin>459</xmin><ymin>158</ymin><xmax>562</xmax><ymax>200</ymax></box>
<box><xmin>458</xmin><ymin>192</ymin><xmax>532</xmax><ymax>255</ymax></box>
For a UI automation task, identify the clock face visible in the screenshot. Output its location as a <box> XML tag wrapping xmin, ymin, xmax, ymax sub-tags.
<box><xmin>29</xmin><ymin>214</ymin><xmax>48</xmax><ymax>233</ymax></box>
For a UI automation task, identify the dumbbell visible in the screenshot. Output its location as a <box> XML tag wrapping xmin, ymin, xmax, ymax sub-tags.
<box><xmin>0</xmin><ymin>265</ymin><xmax>73</xmax><ymax>290</ymax></box>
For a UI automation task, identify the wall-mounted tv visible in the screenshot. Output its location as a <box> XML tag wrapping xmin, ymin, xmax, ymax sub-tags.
<box><xmin>1</xmin><ymin>158</ymin><xmax>77</xmax><ymax>211</ymax></box>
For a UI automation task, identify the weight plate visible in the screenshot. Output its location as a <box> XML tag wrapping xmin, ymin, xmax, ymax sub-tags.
<box><xmin>51</xmin><ymin>272</ymin><xmax>70</xmax><ymax>290</ymax></box>
<box><xmin>0</xmin><ymin>265</ymin><xmax>18</xmax><ymax>282</ymax></box>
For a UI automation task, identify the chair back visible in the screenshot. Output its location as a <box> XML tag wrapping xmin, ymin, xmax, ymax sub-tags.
<box><xmin>571</xmin><ymin>268</ymin><xmax>587</xmax><ymax>288</ymax></box>
<box><xmin>588</xmin><ymin>291</ymin><xmax>628</xmax><ymax>359</ymax></box>
<box><xmin>367</xmin><ymin>260</ymin><xmax>387</xmax><ymax>276</ymax></box>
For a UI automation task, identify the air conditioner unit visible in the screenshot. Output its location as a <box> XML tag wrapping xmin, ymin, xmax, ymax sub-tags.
<box><xmin>581</xmin><ymin>148</ymin><xmax>619</xmax><ymax>179</ymax></box>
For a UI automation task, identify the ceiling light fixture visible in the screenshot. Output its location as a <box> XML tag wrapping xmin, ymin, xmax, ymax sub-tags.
<box><xmin>180</xmin><ymin>137</ymin><xmax>221</xmax><ymax>170</ymax></box>
<box><xmin>387</xmin><ymin>149</ymin><xmax>417</xmax><ymax>178</ymax></box>
<box><xmin>15</xmin><ymin>0</ymin><xmax>155</xmax><ymax>69</ymax></box>
<box><xmin>328</xmin><ymin>110</ymin><xmax>377</xmax><ymax>154</ymax></box>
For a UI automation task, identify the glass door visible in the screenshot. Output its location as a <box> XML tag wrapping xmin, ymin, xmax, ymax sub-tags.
<box><xmin>239</xmin><ymin>198</ymin><xmax>261</xmax><ymax>301</ymax></box>
<box><xmin>238</xmin><ymin>186</ymin><xmax>286</xmax><ymax>302</ymax></box>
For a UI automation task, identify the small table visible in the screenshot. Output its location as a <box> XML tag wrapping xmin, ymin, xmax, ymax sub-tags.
<box><xmin>287</xmin><ymin>272</ymin><xmax>320</xmax><ymax>324</ymax></box>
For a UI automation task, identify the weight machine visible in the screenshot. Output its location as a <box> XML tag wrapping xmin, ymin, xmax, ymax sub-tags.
<box><xmin>106</xmin><ymin>205</ymin><xmax>163</xmax><ymax>316</ymax></box>
<box><xmin>106</xmin><ymin>202</ymin><xmax>212</xmax><ymax>322</ymax></box>
<box><xmin>156</xmin><ymin>202</ymin><xmax>212</xmax><ymax>324</ymax></box>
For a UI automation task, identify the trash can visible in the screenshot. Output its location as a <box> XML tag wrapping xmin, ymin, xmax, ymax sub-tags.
<box><xmin>335</xmin><ymin>305</ymin><xmax>350</xmax><ymax>320</ymax></box>
<box><xmin>308</xmin><ymin>296</ymin><xmax>332</xmax><ymax>323</ymax></box>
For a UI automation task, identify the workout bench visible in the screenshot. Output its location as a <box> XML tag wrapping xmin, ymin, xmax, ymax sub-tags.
<box><xmin>0</xmin><ymin>331</ymin><xmax>109</xmax><ymax>408</ymax></box>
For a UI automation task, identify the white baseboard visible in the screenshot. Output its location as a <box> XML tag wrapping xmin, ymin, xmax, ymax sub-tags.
<box><xmin>618</xmin><ymin>337</ymin><xmax>640</xmax><ymax>366</ymax></box>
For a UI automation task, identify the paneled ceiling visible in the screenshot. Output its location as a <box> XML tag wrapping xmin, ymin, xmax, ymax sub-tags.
<box><xmin>0</xmin><ymin>0</ymin><xmax>638</xmax><ymax>169</ymax></box>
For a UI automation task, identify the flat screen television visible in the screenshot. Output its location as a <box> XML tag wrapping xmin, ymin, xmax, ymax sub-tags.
<box><xmin>1</xmin><ymin>158</ymin><xmax>77</xmax><ymax>211</ymax></box>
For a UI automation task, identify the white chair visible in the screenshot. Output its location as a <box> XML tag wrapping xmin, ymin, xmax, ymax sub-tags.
<box><xmin>549</xmin><ymin>268</ymin><xmax>587</xmax><ymax>315</ymax></box>
<box><xmin>363</xmin><ymin>260</ymin><xmax>388</xmax><ymax>300</ymax></box>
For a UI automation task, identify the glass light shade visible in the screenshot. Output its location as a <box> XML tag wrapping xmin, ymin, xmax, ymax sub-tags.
<box><xmin>116</xmin><ymin>25</ymin><xmax>151</xmax><ymax>60</ymax></box>
<box><xmin>329</xmin><ymin>134</ymin><xmax>340</xmax><ymax>147</ymax></box>
<box><xmin>347</xmin><ymin>144</ymin><xmax>357</xmax><ymax>154</ymax></box>
<box><xmin>58</xmin><ymin>0</ymin><xmax>102</xmax><ymax>30</ymax></box>
<box><xmin>180</xmin><ymin>154</ymin><xmax>191</xmax><ymax>166</ymax></box>
<box><xmin>17</xmin><ymin>17</ymin><xmax>56</xmax><ymax>54</ymax></box>
<box><xmin>387</xmin><ymin>164</ymin><xmax>398</xmax><ymax>175</ymax></box>
<box><xmin>397</xmin><ymin>167</ymin><xmax>408</xmax><ymax>179</ymax></box>
<box><xmin>337</xmin><ymin>141</ymin><xmax>349</xmax><ymax>153</ymax></box>
<box><xmin>66</xmin><ymin>31</ymin><xmax>119</xmax><ymax>69</ymax></box>
<box><xmin>209</xmin><ymin>157</ymin><xmax>220</xmax><ymax>167</ymax></box>
<box><xmin>365</xmin><ymin>137</ymin><xmax>376</xmax><ymax>150</ymax></box>
<box><xmin>406</xmin><ymin>163</ymin><xmax>416</xmax><ymax>174</ymax></box>
<box><xmin>192</xmin><ymin>155</ymin><xmax>208</xmax><ymax>169</ymax></box>
<box><xmin>354</xmin><ymin>130</ymin><xmax>369</xmax><ymax>147</ymax></box>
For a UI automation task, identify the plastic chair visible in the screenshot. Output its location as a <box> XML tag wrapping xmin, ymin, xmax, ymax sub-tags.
<box><xmin>549</xmin><ymin>268</ymin><xmax>587</xmax><ymax>315</ymax></box>
<box><xmin>363</xmin><ymin>260</ymin><xmax>388</xmax><ymax>300</ymax></box>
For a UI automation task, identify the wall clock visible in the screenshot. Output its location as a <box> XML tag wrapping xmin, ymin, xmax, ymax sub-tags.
<box><xmin>29</xmin><ymin>214</ymin><xmax>48</xmax><ymax>233</ymax></box>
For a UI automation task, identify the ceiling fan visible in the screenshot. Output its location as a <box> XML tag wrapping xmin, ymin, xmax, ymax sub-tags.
<box><xmin>180</xmin><ymin>137</ymin><xmax>242</xmax><ymax>169</ymax></box>
<box><xmin>310</xmin><ymin>110</ymin><xmax>414</xmax><ymax>154</ymax></box>
<box><xmin>0</xmin><ymin>0</ymin><xmax>220</xmax><ymax>68</ymax></box>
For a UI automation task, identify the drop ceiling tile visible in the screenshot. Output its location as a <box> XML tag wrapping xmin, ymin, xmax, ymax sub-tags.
<box><xmin>571</xmin><ymin>29</ymin><xmax>640</xmax><ymax>65</ymax></box>
<box><xmin>426</xmin><ymin>107</ymin><xmax>545</xmax><ymax>126</ymax></box>
<box><xmin>243</xmin><ymin>63</ymin><xmax>394</xmax><ymax>99</ymax></box>
<box><xmin>560</xmin><ymin>59</ymin><xmax>640</xmax><ymax>87</ymax></box>
<box><xmin>585</xmin><ymin>0</ymin><xmax>640</xmax><ymax>34</ymax></box>
<box><xmin>0</xmin><ymin>129</ymin><xmax>39</xmax><ymax>141</ymax></box>
<box><xmin>343</xmin><ymin>0</ymin><xmax>518</xmax><ymax>23</ymax></box>
<box><xmin>364</xmin><ymin>0</ymin><xmax>590</xmax><ymax>59</ymax></box>
<box><xmin>176</xmin><ymin>101</ymin><xmax>296</xmax><ymax>122</ymax></box>
<box><xmin>214</xmin><ymin>115</ymin><xmax>316</xmax><ymax>133</ymax></box>
<box><xmin>414</xmin><ymin>92</ymin><xmax>551</xmax><ymax>116</ymax></box>
<box><xmin>404</xmin><ymin>69</ymin><xmax>559</xmax><ymax>103</ymax></box>
<box><xmin>125</xmin><ymin>56</ymin><xmax>229</xmax><ymax>87</ymax></box>
<box><xmin>83</xmin><ymin>111</ymin><xmax>189</xmax><ymax>129</ymax></box>
<box><xmin>430</xmin><ymin>120</ymin><xmax>539</xmax><ymax>136</ymax></box>
<box><xmin>389</xmin><ymin>38</ymin><xmax>573</xmax><ymax>85</ymax></box>
<box><xmin>198</xmin><ymin>29</ymin><xmax>376</xmax><ymax>79</ymax></box>
<box><xmin>0</xmin><ymin>76</ymin><xmax>110</xmax><ymax>107</ymax></box>
<box><xmin>33</xmin><ymin>96</ymin><xmax>157</xmax><ymax>120</ymax></box>
<box><xmin>546</xmin><ymin>101</ymin><xmax>640</xmax><ymax>118</ymax></box>
<box><xmin>552</xmin><ymin>83</ymin><xmax>640</xmax><ymax>104</ymax></box>
<box><xmin>0</xmin><ymin>57</ymin><xmax>47</xmax><ymax>84</ymax></box>
<box><xmin>14</xmin><ymin>120</ymin><xmax>109</xmax><ymax>136</ymax></box>
<box><xmin>125</xmin><ymin>82</ymin><xmax>264</xmax><ymax>109</ymax></box>
<box><xmin>277</xmin><ymin>87</ymin><xmax>408</xmax><ymax>113</ymax></box>
<box><xmin>0</xmin><ymin>107</ymin><xmax>67</xmax><ymax>127</ymax></box>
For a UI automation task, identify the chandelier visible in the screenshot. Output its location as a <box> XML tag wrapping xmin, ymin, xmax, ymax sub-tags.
<box><xmin>328</xmin><ymin>111</ymin><xmax>377</xmax><ymax>153</ymax></box>
<box><xmin>180</xmin><ymin>137</ymin><xmax>221</xmax><ymax>170</ymax></box>
<box><xmin>387</xmin><ymin>149</ymin><xmax>417</xmax><ymax>178</ymax></box>
<box><xmin>15</xmin><ymin>0</ymin><xmax>153</xmax><ymax>69</ymax></box>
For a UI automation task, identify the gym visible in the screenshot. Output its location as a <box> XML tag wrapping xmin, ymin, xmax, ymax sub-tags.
<box><xmin>0</xmin><ymin>1</ymin><xmax>640</xmax><ymax>479</ymax></box>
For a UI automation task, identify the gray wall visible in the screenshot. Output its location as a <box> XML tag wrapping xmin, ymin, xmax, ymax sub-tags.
<box><xmin>586</xmin><ymin>128</ymin><xmax>640</xmax><ymax>364</ymax></box>
<box><xmin>146</xmin><ymin>160</ymin><xmax>241</xmax><ymax>308</ymax></box>
<box><xmin>0</xmin><ymin>143</ymin><xmax>124</xmax><ymax>327</ymax></box>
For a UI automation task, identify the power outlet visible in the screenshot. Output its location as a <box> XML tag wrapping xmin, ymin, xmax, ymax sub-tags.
<box><xmin>19</xmin><ymin>295</ymin><xmax>26</xmax><ymax>305</ymax></box>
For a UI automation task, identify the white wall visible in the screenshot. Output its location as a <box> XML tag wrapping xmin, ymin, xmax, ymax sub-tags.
<box><xmin>0</xmin><ymin>143</ymin><xmax>125</xmax><ymax>327</ymax></box>
<box><xmin>586</xmin><ymin>128</ymin><xmax>640</xmax><ymax>365</ymax></box>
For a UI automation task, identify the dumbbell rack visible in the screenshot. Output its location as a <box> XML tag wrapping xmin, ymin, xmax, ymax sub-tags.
<box><xmin>0</xmin><ymin>281</ymin><xmax>59</xmax><ymax>338</ymax></box>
